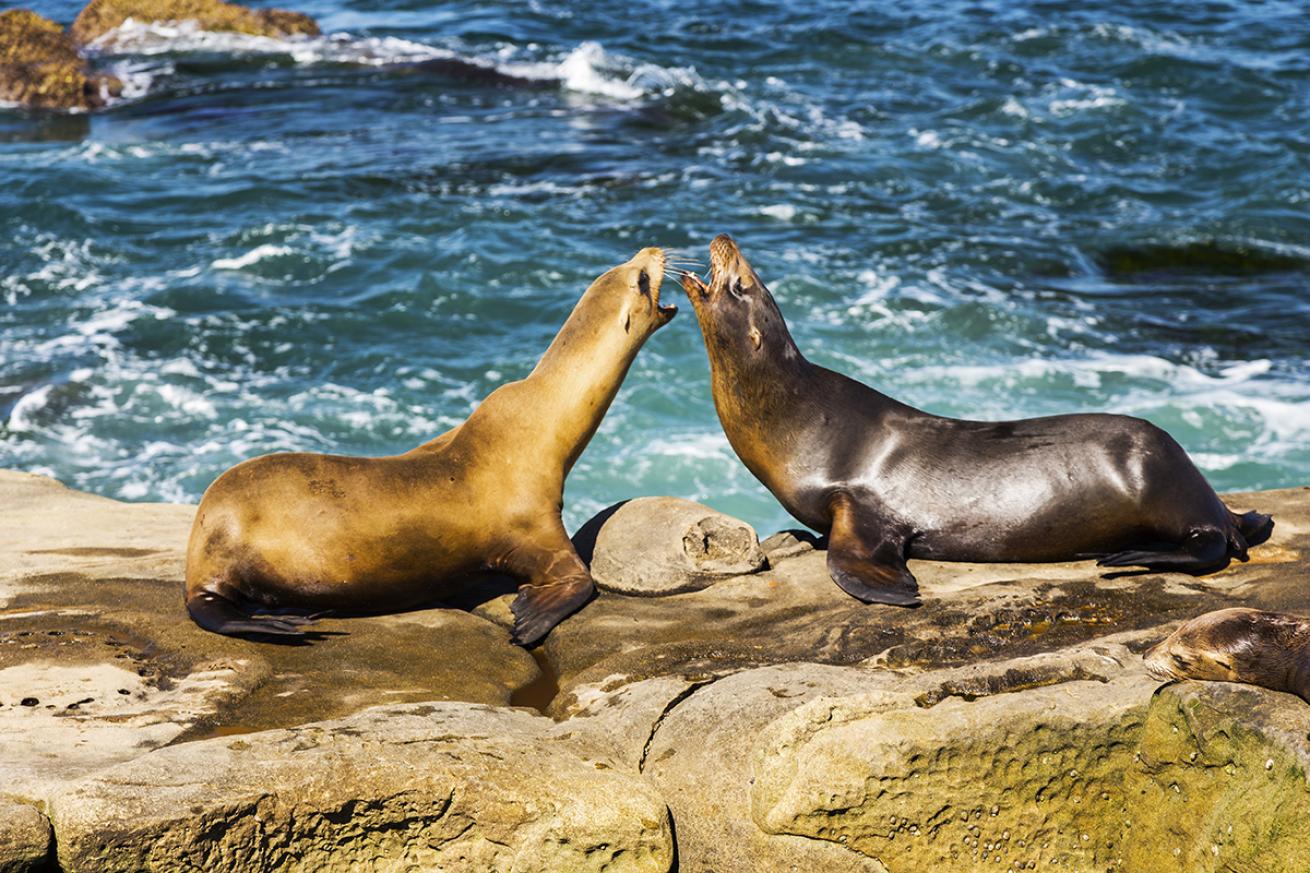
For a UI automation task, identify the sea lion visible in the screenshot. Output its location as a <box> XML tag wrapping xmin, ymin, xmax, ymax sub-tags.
<box><xmin>185</xmin><ymin>247</ymin><xmax>677</xmax><ymax>646</ymax></box>
<box><xmin>680</xmin><ymin>234</ymin><xmax>1272</xmax><ymax>607</ymax></box>
<box><xmin>1145</xmin><ymin>608</ymin><xmax>1310</xmax><ymax>703</ymax></box>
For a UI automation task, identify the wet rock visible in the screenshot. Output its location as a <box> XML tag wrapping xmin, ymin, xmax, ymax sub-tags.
<box><xmin>71</xmin><ymin>0</ymin><xmax>320</xmax><ymax>47</ymax></box>
<box><xmin>49</xmin><ymin>702</ymin><xmax>673</xmax><ymax>873</ymax></box>
<box><xmin>0</xmin><ymin>10</ymin><xmax>122</xmax><ymax>111</ymax></box>
<box><xmin>0</xmin><ymin>799</ymin><xmax>51</xmax><ymax>873</ymax></box>
<box><xmin>579</xmin><ymin>497</ymin><xmax>767</xmax><ymax>596</ymax></box>
<box><xmin>1122</xmin><ymin>681</ymin><xmax>1310</xmax><ymax>871</ymax></box>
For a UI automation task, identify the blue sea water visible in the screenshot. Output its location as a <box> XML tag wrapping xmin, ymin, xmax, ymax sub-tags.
<box><xmin>2</xmin><ymin>0</ymin><xmax>1308</xmax><ymax>535</ymax></box>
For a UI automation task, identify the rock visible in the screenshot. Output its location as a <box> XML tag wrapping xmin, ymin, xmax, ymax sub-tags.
<box><xmin>639</xmin><ymin>663</ymin><xmax>897</xmax><ymax>873</ymax></box>
<box><xmin>71</xmin><ymin>0</ymin><xmax>320</xmax><ymax>47</ymax></box>
<box><xmin>579</xmin><ymin>497</ymin><xmax>767</xmax><ymax>596</ymax></box>
<box><xmin>543</xmin><ymin>487</ymin><xmax>1310</xmax><ymax>718</ymax></box>
<box><xmin>49</xmin><ymin>701</ymin><xmax>674</xmax><ymax>873</ymax></box>
<box><xmin>0</xmin><ymin>471</ymin><xmax>539</xmax><ymax>800</ymax></box>
<box><xmin>0</xmin><ymin>10</ymin><xmax>122</xmax><ymax>111</ymax></box>
<box><xmin>0</xmin><ymin>799</ymin><xmax>51</xmax><ymax>873</ymax></box>
<box><xmin>750</xmin><ymin>646</ymin><xmax>1157</xmax><ymax>871</ymax></box>
<box><xmin>1121</xmin><ymin>681</ymin><xmax>1310</xmax><ymax>871</ymax></box>
<box><xmin>7</xmin><ymin>469</ymin><xmax>1310</xmax><ymax>871</ymax></box>
<box><xmin>759</xmin><ymin>529</ymin><xmax>818</xmax><ymax>563</ymax></box>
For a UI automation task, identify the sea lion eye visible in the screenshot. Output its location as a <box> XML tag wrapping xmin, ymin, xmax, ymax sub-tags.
<box><xmin>638</xmin><ymin>270</ymin><xmax>650</xmax><ymax>296</ymax></box>
<box><xmin>733</xmin><ymin>279</ymin><xmax>744</xmax><ymax>296</ymax></box>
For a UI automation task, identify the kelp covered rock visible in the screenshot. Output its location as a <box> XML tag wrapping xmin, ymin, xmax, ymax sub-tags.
<box><xmin>71</xmin><ymin>0</ymin><xmax>320</xmax><ymax>46</ymax></box>
<box><xmin>0</xmin><ymin>10</ymin><xmax>121</xmax><ymax>111</ymax></box>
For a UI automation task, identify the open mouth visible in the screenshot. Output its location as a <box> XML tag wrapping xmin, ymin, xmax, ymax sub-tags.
<box><xmin>677</xmin><ymin>234</ymin><xmax>735</xmax><ymax>304</ymax></box>
<box><xmin>650</xmin><ymin>263</ymin><xmax>678</xmax><ymax>319</ymax></box>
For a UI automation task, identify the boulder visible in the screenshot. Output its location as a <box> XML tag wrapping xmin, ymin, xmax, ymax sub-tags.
<box><xmin>72</xmin><ymin>0</ymin><xmax>320</xmax><ymax>47</ymax></box>
<box><xmin>49</xmin><ymin>701</ymin><xmax>674</xmax><ymax>873</ymax></box>
<box><xmin>578</xmin><ymin>497</ymin><xmax>767</xmax><ymax>596</ymax></box>
<box><xmin>0</xmin><ymin>10</ymin><xmax>121</xmax><ymax>111</ymax></box>
<box><xmin>0</xmin><ymin>799</ymin><xmax>51</xmax><ymax>873</ymax></box>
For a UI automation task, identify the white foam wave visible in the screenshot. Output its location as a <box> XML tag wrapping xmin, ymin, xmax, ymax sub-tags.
<box><xmin>212</xmin><ymin>244</ymin><xmax>294</xmax><ymax>271</ymax></box>
<box><xmin>88</xmin><ymin>21</ymin><xmax>667</xmax><ymax>103</ymax></box>
<box><xmin>7</xmin><ymin>386</ymin><xmax>53</xmax><ymax>433</ymax></box>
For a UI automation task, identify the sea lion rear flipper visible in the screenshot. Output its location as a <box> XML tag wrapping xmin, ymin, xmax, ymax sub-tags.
<box><xmin>1097</xmin><ymin>528</ymin><xmax>1230</xmax><ymax>573</ymax></box>
<box><xmin>186</xmin><ymin>590</ymin><xmax>318</xmax><ymax>638</ymax></box>
<box><xmin>826</xmin><ymin>493</ymin><xmax>920</xmax><ymax>607</ymax></box>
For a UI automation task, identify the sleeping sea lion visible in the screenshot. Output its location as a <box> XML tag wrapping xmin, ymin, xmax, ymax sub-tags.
<box><xmin>1145</xmin><ymin>608</ymin><xmax>1310</xmax><ymax>702</ymax></box>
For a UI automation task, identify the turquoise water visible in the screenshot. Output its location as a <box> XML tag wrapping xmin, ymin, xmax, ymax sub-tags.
<box><xmin>2</xmin><ymin>0</ymin><xmax>1308</xmax><ymax>535</ymax></box>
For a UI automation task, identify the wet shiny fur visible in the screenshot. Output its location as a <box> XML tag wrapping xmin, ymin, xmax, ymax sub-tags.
<box><xmin>682</xmin><ymin>235</ymin><xmax>1272</xmax><ymax>606</ymax></box>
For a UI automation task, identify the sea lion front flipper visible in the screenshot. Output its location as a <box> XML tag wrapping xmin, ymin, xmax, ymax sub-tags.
<box><xmin>826</xmin><ymin>493</ymin><xmax>920</xmax><ymax>607</ymax></box>
<box><xmin>508</xmin><ymin>543</ymin><xmax>597</xmax><ymax>647</ymax></box>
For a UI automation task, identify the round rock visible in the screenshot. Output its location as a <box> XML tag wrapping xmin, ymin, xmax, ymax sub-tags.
<box><xmin>582</xmin><ymin>497</ymin><xmax>767</xmax><ymax>596</ymax></box>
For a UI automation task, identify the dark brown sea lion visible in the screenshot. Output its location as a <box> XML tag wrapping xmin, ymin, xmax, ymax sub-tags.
<box><xmin>1145</xmin><ymin>608</ymin><xmax>1310</xmax><ymax>702</ymax></box>
<box><xmin>680</xmin><ymin>234</ymin><xmax>1272</xmax><ymax>607</ymax></box>
<box><xmin>185</xmin><ymin>248</ymin><xmax>676</xmax><ymax>646</ymax></box>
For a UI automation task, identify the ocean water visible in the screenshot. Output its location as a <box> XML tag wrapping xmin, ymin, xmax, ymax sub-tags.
<box><xmin>2</xmin><ymin>0</ymin><xmax>1308</xmax><ymax>536</ymax></box>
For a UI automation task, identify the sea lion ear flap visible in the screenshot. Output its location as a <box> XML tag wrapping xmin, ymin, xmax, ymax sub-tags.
<box><xmin>748</xmin><ymin>324</ymin><xmax>763</xmax><ymax>350</ymax></box>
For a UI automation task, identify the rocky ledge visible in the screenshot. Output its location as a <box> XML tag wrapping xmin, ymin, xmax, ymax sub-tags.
<box><xmin>2</xmin><ymin>468</ymin><xmax>1308</xmax><ymax>872</ymax></box>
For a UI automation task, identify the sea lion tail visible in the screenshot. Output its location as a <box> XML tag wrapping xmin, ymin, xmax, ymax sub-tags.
<box><xmin>186</xmin><ymin>590</ymin><xmax>319</xmax><ymax>639</ymax></box>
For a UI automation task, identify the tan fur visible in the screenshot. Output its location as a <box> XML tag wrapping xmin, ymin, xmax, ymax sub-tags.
<box><xmin>1144</xmin><ymin>607</ymin><xmax>1310</xmax><ymax>703</ymax></box>
<box><xmin>184</xmin><ymin>248</ymin><xmax>675</xmax><ymax>645</ymax></box>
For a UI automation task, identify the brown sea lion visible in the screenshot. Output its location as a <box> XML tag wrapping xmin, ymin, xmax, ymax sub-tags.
<box><xmin>679</xmin><ymin>234</ymin><xmax>1272</xmax><ymax>607</ymax></box>
<box><xmin>185</xmin><ymin>248</ymin><xmax>676</xmax><ymax>646</ymax></box>
<box><xmin>1145</xmin><ymin>608</ymin><xmax>1310</xmax><ymax>702</ymax></box>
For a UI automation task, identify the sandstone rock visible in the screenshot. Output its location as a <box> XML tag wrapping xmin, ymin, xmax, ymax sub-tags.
<box><xmin>7</xmin><ymin>470</ymin><xmax>1310</xmax><ymax>871</ymax></box>
<box><xmin>638</xmin><ymin>663</ymin><xmax>897</xmax><ymax>873</ymax></box>
<box><xmin>544</xmin><ymin>487</ymin><xmax>1309</xmax><ymax>718</ymax></box>
<box><xmin>49</xmin><ymin>701</ymin><xmax>674</xmax><ymax>873</ymax></box>
<box><xmin>0</xmin><ymin>471</ymin><xmax>539</xmax><ymax>800</ymax></box>
<box><xmin>72</xmin><ymin>0</ymin><xmax>320</xmax><ymax>47</ymax></box>
<box><xmin>1121</xmin><ymin>681</ymin><xmax>1310</xmax><ymax>872</ymax></box>
<box><xmin>750</xmin><ymin>652</ymin><xmax>1157</xmax><ymax>871</ymax></box>
<box><xmin>580</xmin><ymin>497</ymin><xmax>767</xmax><ymax>596</ymax></box>
<box><xmin>0</xmin><ymin>10</ymin><xmax>121</xmax><ymax>111</ymax></box>
<box><xmin>0</xmin><ymin>799</ymin><xmax>51</xmax><ymax>873</ymax></box>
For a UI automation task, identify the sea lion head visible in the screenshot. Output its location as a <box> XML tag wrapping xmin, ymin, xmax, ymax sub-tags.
<box><xmin>589</xmin><ymin>247</ymin><xmax>678</xmax><ymax>337</ymax></box>
<box><xmin>680</xmin><ymin>234</ymin><xmax>794</xmax><ymax>364</ymax></box>
<box><xmin>1143</xmin><ymin>607</ymin><xmax>1310</xmax><ymax>700</ymax></box>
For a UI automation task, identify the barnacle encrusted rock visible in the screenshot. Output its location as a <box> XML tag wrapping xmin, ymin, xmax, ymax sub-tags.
<box><xmin>71</xmin><ymin>0</ymin><xmax>320</xmax><ymax>47</ymax></box>
<box><xmin>0</xmin><ymin>10</ymin><xmax>122</xmax><ymax>111</ymax></box>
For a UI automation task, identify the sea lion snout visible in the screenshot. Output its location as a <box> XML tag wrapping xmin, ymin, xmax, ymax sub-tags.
<box><xmin>682</xmin><ymin>233</ymin><xmax>765</xmax><ymax>310</ymax></box>
<box><xmin>609</xmin><ymin>247</ymin><xmax>677</xmax><ymax>331</ymax></box>
<box><xmin>1143</xmin><ymin>608</ymin><xmax>1310</xmax><ymax>701</ymax></box>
